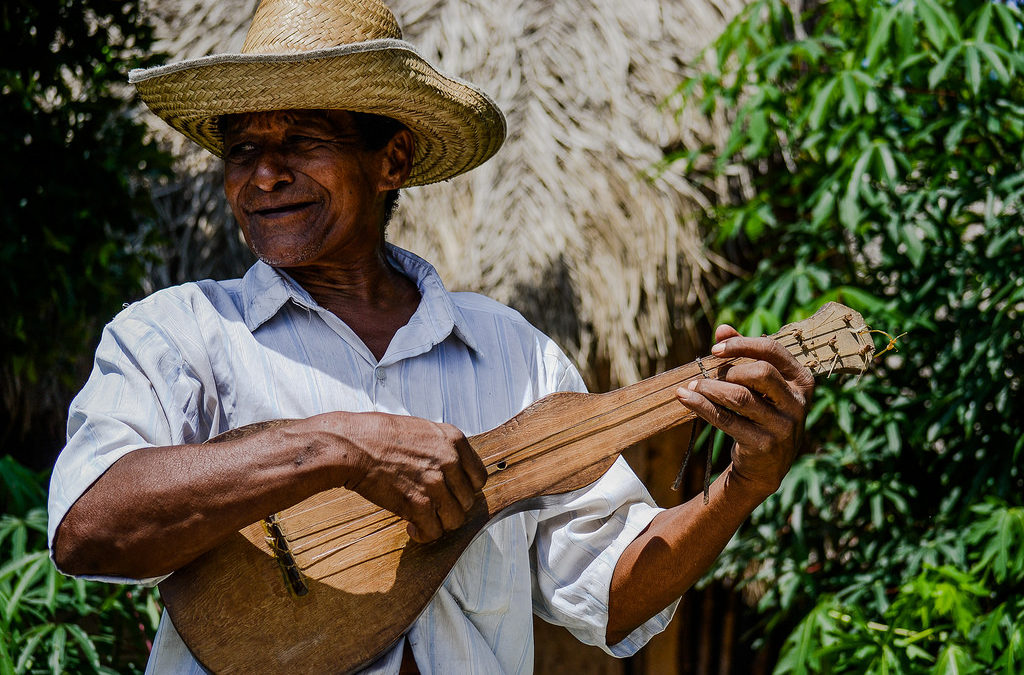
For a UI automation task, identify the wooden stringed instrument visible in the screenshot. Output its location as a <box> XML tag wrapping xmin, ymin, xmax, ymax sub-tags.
<box><xmin>159</xmin><ymin>301</ymin><xmax>878</xmax><ymax>673</ymax></box>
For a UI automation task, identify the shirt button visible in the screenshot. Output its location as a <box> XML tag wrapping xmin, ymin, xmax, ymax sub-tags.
<box><xmin>375</xmin><ymin>369</ymin><xmax>386</xmax><ymax>384</ymax></box>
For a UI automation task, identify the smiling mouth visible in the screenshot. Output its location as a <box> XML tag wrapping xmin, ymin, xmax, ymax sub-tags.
<box><xmin>253</xmin><ymin>201</ymin><xmax>317</xmax><ymax>218</ymax></box>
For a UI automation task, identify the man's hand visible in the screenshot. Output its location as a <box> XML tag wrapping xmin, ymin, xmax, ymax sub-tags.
<box><xmin>675</xmin><ymin>324</ymin><xmax>815</xmax><ymax>498</ymax></box>
<box><xmin>321</xmin><ymin>412</ymin><xmax>488</xmax><ymax>543</ymax></box>
<box><xmin>607</xmin><ymin>324</ymin><xmax>815</xmax><ymax>644</ymax></box>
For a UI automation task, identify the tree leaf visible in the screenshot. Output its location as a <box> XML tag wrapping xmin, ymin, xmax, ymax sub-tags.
<box><xmin>928</xmin><ymin>46</ymin><xmax>961</xmax><ymax>90</ymax></box>
<box><xmin>0</xmin><ymin>630</ymin><xmax>15</xmax><ymax>675</ymax></box>
<box><xmin>14</xmin><ymin>626</ymin><xmax>51</xmax><ymax>674</ymax></box>
<box><xmin>993</xmin><ymin>2</ymin><xmax>1021</xmax><ymax>49</ymax></box>
<box><xmin>976</xmin><ymin>43</ymin><xmax>1010</xmax><ymax>84</ymax></box>
<box><xmin>943</xmin><ymin>117</ymin><xmax>969</xmax><ymax>152</ymax></box>
<box><xmin>917</xmin><ymin>0</ymin><xmax>949</xmax><ymax>49</ymax></box>
<box><xmin>775</xmin><ymin>602</ymin><xmax>832</xmax><ymax>674</ymax></box>
<box><xmin>811</xmin><ymin>186</ymin><xmax>837</xmax><ymax>226</ymax></box>
<box><xmin>900</xmin><ymin>224</ymin><xmax>925</xmax><ymax>267</ymax></box>
<box><xmin>972</xmin><ymin>2</ymin><xmax>993</xmax><ymax>43</ymax></box>
<box><xmin>865</xmin><ymin>5</ymin><xmax>899</xmax><ymax>67</ymax></box>
<box><xmin>875</xmin><ymin>142</ymin><xmax>899</xmax><ymax>186</ymax></box>
<box><xmin>808</xmin><ymin>77</ymin><xmax>840</xmax><ymax>131</ymax></box>
<box><xmin>64</xmin><ymin>624</ymin><xmax>102</xmax><ymax>672</ymax></box>
<box><xmin>841</xmin><ymin>71</ymin><xmax>862</xmax><ymax>115</ymax></box>
<box><xmin>1</xmin><ymin>552</ymin><xmax>48</xmax><ymax>622</ymax></box>
<box><xmin>836</xmin><ymin>286</ymin><xmax>888</xmax><ymax>315</ymax></box>
<box><xmin>840</xmin><ymin>145</ymin><xmax>875</xmax><ymax>228</ymax></box>
<box><xmin>47</xmin><ymin>625</ymin><xmax>66</xmax><ymax>675</ymax></box>
<box><xmin>921</xmin><ymin>0</ymin><xmax>962</xmax><ymax>43</ymax></box>
<box><xmin>932</xmin><ymin>643</ymin><xmax>973</xmax><ymax>675</ymax></box>
<box><xmin>964</xmin><ymin>45</ymin><xmax>981</xmax><ymax>96</ymax></box>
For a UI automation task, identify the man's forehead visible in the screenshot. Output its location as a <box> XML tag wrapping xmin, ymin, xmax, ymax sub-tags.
<box><xmin>221</xmin><ymin>109</ymin><xmax>355</xmax><ymax>135</ymax></box>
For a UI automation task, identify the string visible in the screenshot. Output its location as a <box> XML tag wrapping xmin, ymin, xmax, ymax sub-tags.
<box><xmin>478</xmin><ymin>350</ymin><xmax>754</xmax><ymax>476</ymax></box>
<box><xmin>703</xmin><ymin>432</ymin><xmax>714</xmax><ymax>505</ymax></box>
<box><xmin>290</xmin><ymin>511</ymin><xmax>401</xmax><ymax>554</ymax></box>
<box><xmin>487</xmin><ymin>325</ymin><xmax>873</xmax><ymax>504</ymax></box>
<box><xmin>672</xmin><ymin>355</ymin><xmax>716</xmax><ymax>503</ymax></box>
<box><xmin>281</xmin><ymin>493</ymin><xmax>385</xmax><ymax>537</ymax></box>
<box><xmin>279</xmin><ymin>490</ymin><xmax>363</xmax><ymax>521</ymax></box>
<box><xmin>302</xmin><ymin>519</ymin><xmax>406</xmax><ymax>569</ymax></box>
<box><xmin>269</xmin><ymin>326</ymin><xmax>873</xmax><ymax>565</ymax></box>
<box><xmin>286</xmin><ymin>354</ymin><xmax>722</xmax><ymax>564</ymax></box>
<box><xmin>486</xmin><ymin>332</ymin><xmax>828</xmax><ymax>477</ymax></box>
<box><xmin>671</xmin><ymin>424</ymin><xmax>698</xmax><ymax>491</ymax></box>
<box><xmin>273</xmin><ymin>383</ymin><xmax>697</xmax><ymax>544</ymax></box>
<box><xmin>285</xmin><ymin>354</ymin><xmax>725</xmax><ymax>547</ymax></box>
<box><xmin>279</xmin><ymin>371</ymin><xmax>712</xmax><ymax>563</ymax></box>
<box><xmin>867</xmin><ymin>329</ymin><xmax>907</xmax><ymax>358</ymax></box>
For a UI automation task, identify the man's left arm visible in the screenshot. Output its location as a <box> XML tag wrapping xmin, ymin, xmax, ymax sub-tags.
<box><xmin>606</xmin><ymin>324</ymin><xmax>815</xmax><ymax>645</ymax></box>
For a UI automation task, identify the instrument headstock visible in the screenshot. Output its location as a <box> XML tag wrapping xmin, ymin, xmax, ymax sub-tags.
<box><xmin>772</xmin><ymin>302</ymin><xmax>875</xmax><ymax>377</ymax></box>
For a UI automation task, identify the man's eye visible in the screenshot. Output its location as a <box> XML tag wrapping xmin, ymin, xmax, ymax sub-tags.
<box><xmin>225</xmin><ymin>142</ymin><xmax>258</xmax><ymax>162</ymax></box>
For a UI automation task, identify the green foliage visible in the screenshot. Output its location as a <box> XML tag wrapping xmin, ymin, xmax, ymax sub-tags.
<box><xmin>1</xmin><ymin>0</ymin><xmax>171</xmax><ymax>664</ymax></box>
<box><xmin>670</xmin><ymin>0</ymin><xmax>1024</xmax><ymax>670</ymax></box>
<box><xmin>0</xmin><ymin>457</ymin><xmax>159</xmax><ymax>674</ymax></box>
<box><xmin>774</xmin><ymin>501</ymin><xmax>1024</xmax><ymax>673</ymax></box>
<box><xmin>0</xmin><ymin>0</ymin><xmax>171</xmax><ymax>449</ymax></box>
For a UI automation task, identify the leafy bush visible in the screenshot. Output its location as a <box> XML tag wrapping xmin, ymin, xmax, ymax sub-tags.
<box><xmin>0</xmin><ymin>457</ymin><xmax>160</xmax><ymax>673</ymax></box>
<box><xmin>775</xmin><ymin>500</ymin><xmax>1024</xmax><ymax>673</ymax></box>
<box><xmin>1</xmin><ymin>0</ymin><xmax>171</xmax><ymax>457</ymax></box>
<box><xmin>669</xmin><ymin>0</ymin><xmax>1024</xmax><ymax>670</ymax></box>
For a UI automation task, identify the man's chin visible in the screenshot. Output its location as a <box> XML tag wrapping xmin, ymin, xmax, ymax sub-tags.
<box><xmin>250</xmin><ymin>243</ymin><xmax>319</xmax><ymax>268</ymax></box>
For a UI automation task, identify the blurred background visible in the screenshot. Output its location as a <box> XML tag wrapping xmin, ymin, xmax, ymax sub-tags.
<box><xmin>2</xmin><ymin>0</ymin><xmax>1022</xmax><ymax>671</ymax></box>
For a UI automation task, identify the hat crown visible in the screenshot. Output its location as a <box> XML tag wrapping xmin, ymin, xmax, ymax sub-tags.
<box><xmin>241</xmin><ymin>0</ymin><xmax>402</xmax><ymax>55</ymax></box>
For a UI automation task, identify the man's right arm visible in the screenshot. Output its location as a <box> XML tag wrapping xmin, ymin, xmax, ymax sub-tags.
<box><xmin>53</xmin><ymin>411</ymin><xmax>486</xmax><ymax>580</ymax></box>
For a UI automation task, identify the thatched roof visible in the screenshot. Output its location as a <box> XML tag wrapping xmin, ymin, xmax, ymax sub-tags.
<box><xmin>141</xmin><ymin>0</ymin><xmax>746</xmax><ymax>387</ymax></box>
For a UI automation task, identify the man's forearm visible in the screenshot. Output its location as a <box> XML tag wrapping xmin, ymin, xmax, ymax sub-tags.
<box><xmin>52</xmin><ymin>417</ymin><xmax>346</xmax><ymax>579</ymax></box>
<box><xmin>605</xmin><ymin>464</ymin><xmax>769</xmax><ymax>645</ymax></box>
<box><xmin>52</xmin><ymin>410</ymin><xmax>486</xmax><ymax>580</ymax></box>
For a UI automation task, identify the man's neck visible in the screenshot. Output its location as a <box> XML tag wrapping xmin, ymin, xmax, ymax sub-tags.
<box><xmin>282</xmin><ymin>247</ymin><xmax>422</xmax><ymax>362</ymax></box>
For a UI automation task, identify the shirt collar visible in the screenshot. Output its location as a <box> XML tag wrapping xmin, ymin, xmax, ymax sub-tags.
<box><xmin>239</xmin><ymin>244</ymin><xmax>481</xmax><ymax>355</ymax></box>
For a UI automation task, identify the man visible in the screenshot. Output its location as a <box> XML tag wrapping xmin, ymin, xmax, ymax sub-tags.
<box><xmin>47</xmin><ymin>0</ymin><xmax>814</xmax><ymax>672</ymax></box>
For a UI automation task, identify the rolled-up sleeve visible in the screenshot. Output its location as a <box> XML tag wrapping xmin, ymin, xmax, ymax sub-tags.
<box><xmin>47</xmin><ymin>302</ymin><xmax>207</xmax><ymax>586</ymax></box>
<box><xmin>528</xmin><ymin>352</ymin><xmax>678</xmax><ymax>656</ymax></box>
<box><xmin>528</xmin><ymin>457</ymin><xmax>677</xmax><ymax>656</ymax></box>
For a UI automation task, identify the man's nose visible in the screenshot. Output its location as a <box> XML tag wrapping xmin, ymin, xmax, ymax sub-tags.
<box><xmin>252</xmin><ymin>149</ymin><xmax>294</xmax><ymax>192</ymax></box>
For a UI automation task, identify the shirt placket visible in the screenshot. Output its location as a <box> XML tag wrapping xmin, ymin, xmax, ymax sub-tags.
<box><xmin>371</xmin><ymin>362</ymin><xmax>399</xmax><ymax>413</ymax></box>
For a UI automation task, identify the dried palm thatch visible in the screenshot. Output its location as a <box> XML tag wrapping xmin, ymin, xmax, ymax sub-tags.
<box><xmin>141</xmin><ymin>0</ymin><xmax>747</xmax><ymax>386</ymax></box>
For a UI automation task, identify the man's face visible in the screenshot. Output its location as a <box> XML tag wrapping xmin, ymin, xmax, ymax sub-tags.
<box><xmin>222</xmin><ymin>110</ymin><xmax>399</xmax><ymax>268</ymax></box>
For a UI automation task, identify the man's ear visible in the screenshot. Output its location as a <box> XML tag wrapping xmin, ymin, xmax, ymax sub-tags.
<box><xmin>378</xmin><ymin>129</ymin><xmax>414</xmax><ymax>191</ymax></box>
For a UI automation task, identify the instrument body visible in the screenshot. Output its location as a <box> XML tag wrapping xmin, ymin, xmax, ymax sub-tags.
<box><xmin>159</xmin><ymin>301</ymin><xmax>874</xmax><ymax>673</ymax></box>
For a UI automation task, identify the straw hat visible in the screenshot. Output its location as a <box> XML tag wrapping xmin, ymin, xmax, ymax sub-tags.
<box><xmin>129</xmin><ymin>0</ymin><xmax>506</xmax><ymax>186</ymax></box>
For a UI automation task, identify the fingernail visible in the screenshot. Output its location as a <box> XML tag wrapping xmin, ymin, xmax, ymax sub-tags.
<box><xmin>677</xmin><ymin>387</ymin><xmax>694</xmax><ymax>401</ymax></box>
<box><xmin>687</xmin><ymin>380</ymin><xmax>698</xmax><ymax>391</ymax></box>
<box><xmin>711</xmin><ymin>342</ymin><xmax>726</xmax><ymax>355</ymax></box>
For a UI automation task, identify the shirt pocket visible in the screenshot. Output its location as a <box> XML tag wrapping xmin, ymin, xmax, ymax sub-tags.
<box><xmin>445</xmin><ymin>520</ymin><xmax>516</xmax><ymax>616</ymax></box>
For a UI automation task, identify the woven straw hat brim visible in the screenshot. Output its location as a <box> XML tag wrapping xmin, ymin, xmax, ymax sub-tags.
<box><xmin>129</xmin><ymin>39</ymin><xmax>506</xmax><ymax>186</ymax></box>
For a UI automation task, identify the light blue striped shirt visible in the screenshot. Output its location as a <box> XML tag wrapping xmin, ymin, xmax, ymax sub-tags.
<box><xmin>48</xmin><ymin>245</ymin><xmax>676</xmax><ymax>673</ymax></box>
